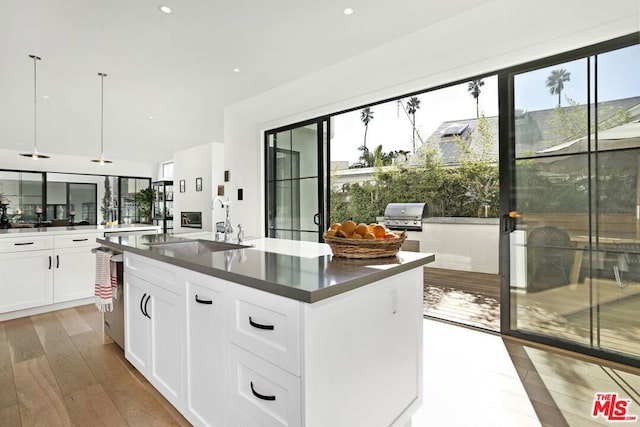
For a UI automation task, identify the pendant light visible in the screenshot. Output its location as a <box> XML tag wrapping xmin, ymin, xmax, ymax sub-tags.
<box><xmin>19</xmin><ymin>54</ymin><xmax>50</xmax><ymax>159</ymax></box>
<box><xmin>91</xmin><ymin>72</ymin><xmax>112</xmax><ymax>164</ymax></box>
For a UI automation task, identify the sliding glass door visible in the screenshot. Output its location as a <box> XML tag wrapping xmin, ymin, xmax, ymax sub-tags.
<box><xmin>505</xmin><ymin>40</ymin><xmax>640</xmax><ymax>363</ymax></box>
<box><xmin>265</xmin><ymin>120</ymin><xmax>328</xmax><ymax>242</ymax></box>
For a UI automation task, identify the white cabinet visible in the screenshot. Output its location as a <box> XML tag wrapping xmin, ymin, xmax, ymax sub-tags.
<box><xmin>184</xmin><ymin>272</ymin><xmax>227</xmax><ymax>427</ymax></box>
<box><xmin>124</xmin><ymin>253</ymin><xmax>184</xmax><ymax>411</ymax></box>
<box><xmin>53</xmin><ymin>232</ymin><xmax>102</xmax><ymax>303</ymax></box>
<box><xmin>0</xmin><ymin>250</ymin><xmax>54</xmax><ymax>313</ymax></box>
<box><xmin>122</xmin><ymin>250</ymin><xmax>424</xmax><ymax>427</ymax></box>
<box><xmin>0</xmin><ymin>232</ymin><xmax>103</xmax><ymax>315</ymax></box>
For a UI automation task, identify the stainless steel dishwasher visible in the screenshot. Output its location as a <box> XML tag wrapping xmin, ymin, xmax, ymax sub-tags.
<box><xmin>103</xmin><ymin>253</ymin><xmax>125</xmax><ymax>349</ymax></box>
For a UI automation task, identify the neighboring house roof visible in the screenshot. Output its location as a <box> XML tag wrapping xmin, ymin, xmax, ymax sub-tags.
<box><xmin>420</xmin><ymin>96</ymin><xmax>640</xmax><ymax>165</ymax></box>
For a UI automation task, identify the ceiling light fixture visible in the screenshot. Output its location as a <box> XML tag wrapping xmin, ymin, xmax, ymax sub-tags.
<box><xmin>343</xmin><ymin>7</ymin><xmax>354</xmax><ymax>15</ymax></box>
<box><xmin>91</xmin><ymin>72</ymin><xmax>113</xmax><ymax>164</ymax></box>
<box><xmin>233</xmin><ymin>68</ymin><xmax>240</xmax><ymax>73</ymax></box>
<box><xmin>159</xmin><ymin>5</ymin><xmax>172</xmax><ymax>14</ymax></box>
<box><xmin>19</xmin><ymin>54</ymin><xmax>50</xmax><ymax>159</ymax></box>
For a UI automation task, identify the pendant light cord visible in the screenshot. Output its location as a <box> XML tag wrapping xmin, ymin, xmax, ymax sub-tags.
<box><xmin>99</xmin><ymin>72</ymin><xmax>107</xmax><ymax>157</ymax></box>
<box><xmin>29</xmin><ymin>55</ymin><xmax>41</xmax><ymax>153</ymax></box>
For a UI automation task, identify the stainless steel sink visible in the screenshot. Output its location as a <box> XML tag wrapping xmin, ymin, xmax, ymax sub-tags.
<box><xmin>147</xmin><ymin>239</ymin><xmax>251</xmax><ymax>254</ymax></box>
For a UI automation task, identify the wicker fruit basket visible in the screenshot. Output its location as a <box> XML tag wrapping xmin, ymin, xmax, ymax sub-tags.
<box><xmin>323</xmin><ymin>232</ymin><xmax>407</xmax><ymax>259</ymax></box>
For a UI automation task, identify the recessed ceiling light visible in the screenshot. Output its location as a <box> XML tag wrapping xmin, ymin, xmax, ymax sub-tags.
<box><xmin>233</xmin><ymin>68</ymin><xmax>240</xmax><ymax>73</ymax></box>
<box><xmin>42</xmin><ymin>95</ymin><xmax>50</xmax><ymax>99</ymax></box>
<box><xmin>148</xmin><ymin>115</ymin><xmax>155</xmax><ymax>120</ymax></box>
<box><xmin>159</xmin><ymin>5</ymin><xmax>172</xmax><ymax>14</ymax></box>
<box><xmin>343</xmin><ymin>7</ymin><xmax>354</xmax><ymax>15</ymax></box>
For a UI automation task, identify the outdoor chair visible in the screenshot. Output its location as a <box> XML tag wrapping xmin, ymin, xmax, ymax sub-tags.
<box><xmin>612</xmin><ymin>242</ymin><xmax>640</xmax><ymax>288</ymax></box>
<box><xmin>527</xmin><ymin>225</ymin><xmax>575</xmax><ymax>292</ymax></box>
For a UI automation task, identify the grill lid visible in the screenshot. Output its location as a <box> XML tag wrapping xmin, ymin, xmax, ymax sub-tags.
<box><xmin>384</xmin><ymin>203</ymin><xmax>427</xmax><ymax>219</ymax></box>
<box><xmin>383</xmin><ymin>203</ymin><xmax>427</xmax><ymax>231</ymax></box>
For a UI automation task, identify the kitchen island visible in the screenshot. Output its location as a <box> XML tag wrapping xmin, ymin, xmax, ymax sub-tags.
<box><xmin>98</xmin><ymin>233</ymin><xmax>434</xmax><ymax>427</ymax></box>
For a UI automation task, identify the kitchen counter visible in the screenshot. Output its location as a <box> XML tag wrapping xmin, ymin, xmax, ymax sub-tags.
<box><xmin>0</xmin><ymin>223</ymin><xmax>160</xmax><ymax>237</ymax></box>
<box><xmin>97</xmin><ymin>233</ymin><xmax>434</xmax><ymax>303</ymax></box>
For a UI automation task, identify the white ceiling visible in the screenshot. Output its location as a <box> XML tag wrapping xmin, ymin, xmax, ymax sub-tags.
<box><xmin>0</xmin><ymin>0</ymin><xmax>492</xmax><ymax>163</ymax></box>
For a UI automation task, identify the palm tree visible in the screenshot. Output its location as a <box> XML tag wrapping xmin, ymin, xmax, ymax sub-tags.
<box><xmin>406</xmin><ymin>97</ymin><xmax>421</xmax><ymax>153</ymax></box>
<box><xmin>467</xmin><ymin>79</ymin><xmax>484</xmax><ymax>118</ymax></box>
<box><xmin>360</xmin><ymin>107</ymin><xmax>374</xmax><ymax>150</ymax></box>
<box><xmin>546</xmin><ymin>69</ymin><xmax>571</xmax><ymax>106</ymax></box>
<box><xmin>358</xmin><ymin>144</ymin><xmax>394</xmax><ymax>167</ymax></box>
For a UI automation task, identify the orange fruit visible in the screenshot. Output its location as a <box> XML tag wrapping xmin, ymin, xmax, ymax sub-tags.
<box><xmin>330</xmin><ymin>223</ymin><xmax>341</xmax><ymax>231</ymax></box>
<box><xmin>363</xmin><ymin>232</ymin><xmax>376</xmax><ymax>240</ymax></box>
<box><xmin>325</xmin><ymin>229</ymin><xmax>337</xmax><ymax>237</ymax></box>
<box><xmin>335</xmin><ymin>230</ymin><xmax>349</xmax><ymax>238</ymax></box>
<box><xmin>350</xmin><ymin>233</ymin><xmax>363</xmax><ymax>239</ymax></box>
<box><xmin>384</xmin><ymin>233</ymin><xmax>397</xmax><ymax>239</ymax></box>
<box><xmin>341</xmin><ymin>220</ymin><xmax>357</xmax><ymax>235</ymax></box>
<box><xmin>367</xmin><ymin>224</ymin><xmax>376</xmax><ymax>232</ymax></box>
<box><xmin>372</xmin><ymin>225</ymin><xmax>387</xmax><ymax>239</ymax></box>
<box><xmin>355</xmin><ymin>223</ymin><xmax>368</xmax><ymax>236</ymax></box>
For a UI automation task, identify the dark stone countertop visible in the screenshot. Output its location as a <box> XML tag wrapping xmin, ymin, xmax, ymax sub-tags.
<box><xmin>96</xmin><ymin>234</ymin><xmax>435</xmax><ymax>303</ymax></box>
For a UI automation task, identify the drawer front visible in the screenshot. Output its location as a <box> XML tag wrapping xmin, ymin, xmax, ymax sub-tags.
<box><xmin>229</xmin><ymin>404</ymin><xmax>262</xmax><ymax>427</ymax></box>
<box><xmin>229</xmin><ymin>285</ymin><xmax>301</xmax><ymax>375</ymax></box>
<box><xmin>124</xmin><ymin>252</ymin><xmax>180</xmax><ymax>295</ymax></box>
<box><xmin>54</xmin><ymin>232</ymin><xmax>103</xmax><ymax>249</ymax></box>
<box><xmin>0</xmin><ymin>235</ymin><xmax>53</xmax><ymax>253</ymax></box>
<box><xmin>229</xmin><ymin>345</ymin><xmax>300</xmax><ymax>427</ymax></box>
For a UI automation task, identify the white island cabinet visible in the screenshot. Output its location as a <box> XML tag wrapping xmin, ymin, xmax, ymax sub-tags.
<box><xmin>124</xmin><ymin>250</ymin><xmax>184</xmax><ymax>411</ymax></box>
<box><xmin>119</xmin><ymin>242</ymin><xmax>429</xmax><ymax>427</ymax></box>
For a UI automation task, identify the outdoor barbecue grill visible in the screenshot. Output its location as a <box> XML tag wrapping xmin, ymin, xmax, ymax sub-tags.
<box><xmin>383</xmin><ymin>203</ymin><xmax>428</xmax><ymax>231</ymax></box>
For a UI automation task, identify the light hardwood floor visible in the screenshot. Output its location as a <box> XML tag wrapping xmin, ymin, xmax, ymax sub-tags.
<box><xmin>2</xmin><ymin>305</ymin><xmax>640</xmax><ymax>426</ymax></box>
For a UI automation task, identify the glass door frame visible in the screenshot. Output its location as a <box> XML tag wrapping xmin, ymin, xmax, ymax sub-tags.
<box><xmin>264</xmin><ymin>117</ymin><xmax>330</xmax><ymax>242</ymax></box>
<box><xmin>498</xmin><ymin>33</ymin><xmax>640</xmax><ymax>367</ymax></box>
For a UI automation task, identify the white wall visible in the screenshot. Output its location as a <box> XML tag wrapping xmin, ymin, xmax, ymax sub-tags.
<box><xmin>173</xmin><ymin>142</ymin><xmax>224</xmax><ymax>233</ymax></box>
<box><xmin>224</xmin><ymin>0</ymin><xmax>640</xmax><ymax>238</ymax></box>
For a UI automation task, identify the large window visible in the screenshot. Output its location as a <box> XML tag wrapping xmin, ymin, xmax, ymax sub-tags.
<box><xmin>506</xmin><ymin>39</ymin><xmax>640</xmax><ymax>364</ymax></box>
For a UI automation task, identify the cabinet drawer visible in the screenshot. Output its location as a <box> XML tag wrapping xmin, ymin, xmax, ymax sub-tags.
<box><xmin>0</xmin><ymin>235</ymin><xmax>53</xmax><ymax>253</ymax></box>
<box><xmin>54</xmin><ymin>232</ymin><xmax>102</xmax><ymax>249</ymax></box>
<box><xmin>124</xmin><ymin>252</ymin><xmax>180</xmax><ymax>294</ymax></box>
<box><xmin>229</xmin><ymin>404</ymin><xmax>262</xmax><ymax>427</ymax></box>
<box><xmin>229</xmin><ymin>344</ymin><xmax>300</xmax><ymax>427</ymax></box>
<box><xmin>229</xmin><ymin>285</ymin><xmax>301</xmax><ymax>375</ymax></box>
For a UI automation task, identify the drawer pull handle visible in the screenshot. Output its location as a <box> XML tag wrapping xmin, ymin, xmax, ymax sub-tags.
<box><xmin>48</xmin><ymin>255</ymin><xmax>52</xmax><ymax>270</ymax></box>
<box><xmin>56</xmin><ymin>255</ymin><xmax>59</xmax><ymax>269</ymax></box>
<box><xmin>250</xmin><ymin>382</ymin><xmax>276</xmax><ymax>401</ymax></box>
<box><xmin>72</xmin><ymin>238</ymin><xmax>89</xmax><ymax>242</ymax></box>
<box><xmin>195</xmin><ymin>295</ymin><xmax>213</xmax><ymax>305</ymax></box>
<box><xmin>249</xmin><ymin>317</ymin><xmax>274</xmax><ymax>330</ymax></box>
<box><xmin>14</xmin><ymin>242</ymin><xmax>34</xmax><ymax>246</ymax></box>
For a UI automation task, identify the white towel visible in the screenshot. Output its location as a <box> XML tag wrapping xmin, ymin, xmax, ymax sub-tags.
<box><xmin>95</xmin><ymin>250</ymin><xmax>115</xmax><ymax>312</ymax></box>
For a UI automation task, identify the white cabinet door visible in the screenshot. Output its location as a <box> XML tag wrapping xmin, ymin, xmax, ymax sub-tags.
<box><xmin>185</xmin><ymin>274</ymin><xmax>226</xmax><ymax>427</ymax></box>
<box><xmin>0</xmin><ymin>250</ymin><xmax>54</xmax><ymax>313</ymax></box>
<box><xmin>148</xmin><ymin>283</ymin><xmax>184</xmax><ymax>410</ymax></box>
<box><xmin>54</xmin><ymin>246</ymin><xmax>96</xmax><ymax>302</ymax></box>
<box><xmin>124</xmin><ymin>273</ymin><xmax>150</xmax><ymax>374</ymax></box>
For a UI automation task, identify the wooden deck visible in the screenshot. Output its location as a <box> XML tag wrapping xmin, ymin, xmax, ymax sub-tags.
<box><xmin>423</xmin><ymin>267</ymin><xmax>501</xmax><ymax>331</ymax></box>
<box><xmin>424</xmin><ymin>266</ymin><xmax>640</xmax><ymax>358</ymax></box>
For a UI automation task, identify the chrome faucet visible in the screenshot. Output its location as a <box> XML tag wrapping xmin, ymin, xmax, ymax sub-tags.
<box><xmin>213</xmin><ymin>196</ymin><xmax>234</xmax><ymax>242</ymax></box>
